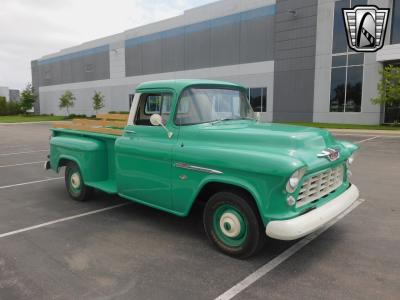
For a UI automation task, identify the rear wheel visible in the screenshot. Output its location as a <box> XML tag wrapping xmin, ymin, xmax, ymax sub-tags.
<box><xmin>65</xmin><ymin>162</ymin><xmax>93</xmax><ymax>201</ymax></box>
<box><xmin>203</xmin><ymin>190</ymin><xmax>265</xmax><ymax>258</ymax></box>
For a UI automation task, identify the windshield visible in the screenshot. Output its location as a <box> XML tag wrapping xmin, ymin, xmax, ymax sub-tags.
<box><xmin>175</xmin><ymin>88</ymin><xmax>255</xmax><ymax>125</ymax></box>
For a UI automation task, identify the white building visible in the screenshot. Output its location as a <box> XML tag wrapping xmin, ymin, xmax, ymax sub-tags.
<box><xmin>0</xmin><ymin>87</ymin><xmax>10</xmax><ymax>101</ymax></box>
<box><xmin>32</xmin><ymin>0</ymin><xmax>400</xmax><ymax>124</ymax></box>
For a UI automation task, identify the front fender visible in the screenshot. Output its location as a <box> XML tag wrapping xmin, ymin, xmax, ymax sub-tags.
<box><xmin>198</xmin><ymin>174</ymin><xmax>264</xmax><ymax>213</ymax></box>
<box><xmin>172</xmin><ymin>166</ymin><xmax>286</xmax><ymax>225</ymax></box>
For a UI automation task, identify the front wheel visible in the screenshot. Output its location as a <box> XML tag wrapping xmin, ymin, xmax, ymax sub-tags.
<box><xmin>65</xmin><ymin>162</ymin><xmax>93</xmax><ymax>201</ymax></box>
<box><xmin>203</xmin><ymin>190</ymin><xmax>265</xmax><ymax>258</ymax></box>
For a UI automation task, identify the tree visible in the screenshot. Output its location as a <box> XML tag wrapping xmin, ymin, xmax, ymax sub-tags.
<box><xmin>371</xmin><ymin>64</ymin><xmax>400</xmax><ymax>123</ymax></box>
<box><xmin>92</xmin><ymin>91</ymin><xmax>105</xmax><ymax>115</ymax></box>
<box><xmin>20</xmin><ymin>83</ymin><xmax>37</xmax><ymax>113</ymax></box>
<box><xmin>0</xmin><ymin>97</ymin><xmax>7</xmax><ymax>115</ymax></box>
<box><xmin>59</xmin><ymin>90</ymin><xmax>75</xmax><ymax>116</ymax></box>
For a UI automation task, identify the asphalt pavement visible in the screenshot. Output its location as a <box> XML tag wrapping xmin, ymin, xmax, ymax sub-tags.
<box><xmin>0</xmin><ymin>123</ymin><xmax>399</xmax><ymax>300</ymax></box>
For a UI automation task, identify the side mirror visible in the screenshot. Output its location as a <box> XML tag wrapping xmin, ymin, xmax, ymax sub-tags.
<box><xmin>150</xmin><ymin>114</ymin><xmax>163</xmax><ymax>126</ymax></box>
<box><xmin>150</xmin><ymin>114</ymin><xmax>173</xmax><ymax>139</ymax></box>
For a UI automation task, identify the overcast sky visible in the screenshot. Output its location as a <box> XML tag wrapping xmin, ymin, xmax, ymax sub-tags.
<box><xmin>0</xmin><ymin>0</ymin><xmax>216</xmax><ymax>90</ymax></box>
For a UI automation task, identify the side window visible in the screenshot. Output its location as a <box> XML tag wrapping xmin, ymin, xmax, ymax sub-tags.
<box><xmin>145</xmin><ymin>95</ymin><xmax>162</xmax><ymax>114</ymax></box>
<box><xmin>135</xmin><ymin>93</ymin><xmax>172</xmax><ymax>126</ymax></box>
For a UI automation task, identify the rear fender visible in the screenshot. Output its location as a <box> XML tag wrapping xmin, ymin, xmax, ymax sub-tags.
<box><xmin>50</xmin><ymin>136</ymin><xmax>108</xmax><ymax>182</ymax></box>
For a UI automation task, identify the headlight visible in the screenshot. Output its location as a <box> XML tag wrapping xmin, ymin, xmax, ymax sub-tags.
<box><xmin>346</xmin><ymin>154</ymin><xmax>355</xmax><ymax>167</ymax></box>
<box><xmin>286</xmin><ymin>167</ymin><xmax>306</xmax><ymax>193</ymax></box>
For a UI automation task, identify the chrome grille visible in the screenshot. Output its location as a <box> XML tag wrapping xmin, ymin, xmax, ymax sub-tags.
<box><xmin>296</xmin><ymin>165</ymin><xmax>344</xmax><ymax>208</ymax></box>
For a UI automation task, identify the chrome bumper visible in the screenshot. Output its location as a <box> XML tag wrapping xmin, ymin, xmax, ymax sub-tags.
<box><xmin>265</xmin><ymin>184</ymin><xmax>359</xmax><ymax>240</ymax></box>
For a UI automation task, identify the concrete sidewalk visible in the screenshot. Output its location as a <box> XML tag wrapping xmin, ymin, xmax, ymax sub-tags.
<box><xmin>329</xmin><ymin>128</ymin><xmax>400</xmax><ymax>136</ymax></box>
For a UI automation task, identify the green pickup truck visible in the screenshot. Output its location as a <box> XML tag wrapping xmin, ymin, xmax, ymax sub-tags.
<box><xmin>46</xmin><ymin>79</ymin><xmax>359</xmax><ymax>258</ymax></box>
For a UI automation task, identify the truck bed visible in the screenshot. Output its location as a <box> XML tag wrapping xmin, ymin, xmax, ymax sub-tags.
<box><xmin>52</xmin><ymin>113</ymin><xmax>128</xmax><ymax>136</ymax></box>
<box><xmin>50</xmin><ymin>120</ymin><xmax>123</xmax><ymax>194</ymax></box>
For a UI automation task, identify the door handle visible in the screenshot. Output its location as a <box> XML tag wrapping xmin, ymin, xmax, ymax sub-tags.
<box><xmin>124</xmin><ymin>130</ymin><xmax>136</xmax><ymax>134</ymax></box>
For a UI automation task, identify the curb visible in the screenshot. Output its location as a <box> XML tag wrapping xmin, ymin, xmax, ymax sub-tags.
<box><xmin>0</xmin><ymin>121</ymin><xmax>70</xmax><ymax>125</ymax></box>
<box><xmin>329</xmin><ymin>128</ymin><xmax>400</xmax><ymax>136</ymax></box>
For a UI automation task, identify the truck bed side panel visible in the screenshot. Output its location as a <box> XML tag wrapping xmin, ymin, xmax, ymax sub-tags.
<box><xmin>50</xmin><ymin>132</ymin><xmax>110</xmax><ymax>183</ymax></box>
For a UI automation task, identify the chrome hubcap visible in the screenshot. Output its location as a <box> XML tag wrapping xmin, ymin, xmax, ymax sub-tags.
<box><xmin>70</xmin><ymin>173</ymin><xmax>81</xmax><ymax>189</ymax></box>
<box><xmin>219</xmin><ymin>212</ymin><xmax>241</xmax><ymax>238</ymax></box>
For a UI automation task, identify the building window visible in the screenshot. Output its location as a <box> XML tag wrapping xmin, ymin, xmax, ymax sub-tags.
<box><xmin>332</xmin><ymin>0</ymin><xmax>349</xmax><ymax>54</ymax></box>
<box><xmin>392</xmin><ymin>0</ymin><xmax>400</xmax><ymax>44</ymax></box>
<box><xmin>332</xmin><ymin>0</ymin><xmax>368</xmax><ymax>53</ymax></box>
<box><xmin>248</xmin><ymin>87</ymin><xmax>267</xmax><ymax>112</ymax></box>
<box><xmin>330</xmin><ymin>53</ymin><xmax>363</xmax><ymax>112</ymax></box>
<box><xmin>330</xmin><ymin>0</ymin><xmax>366</xmax><ymax>112</ymax></box>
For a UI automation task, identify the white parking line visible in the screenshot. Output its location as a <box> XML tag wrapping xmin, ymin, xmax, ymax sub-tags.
<box><xmin>355</xmin><ymin>136</ymin><xmax>379</xmax><ymax>144</ymax></box>
<box><xmin>215</xmin><ymin>198</ymin><xmax>365</xmax><ymax>300</ymax></box>
<box><xmin>0</xmin><ymin>144</ymin><xmax>44</xmax><ymax>150</ymax></box>
<box><xmin>0</xmin><ymin>149</ymin><xmax>48</xmax><ymax>156</ymax></box>
<box><xmin>0</xmin><ymin>177</ymin><xmax>63</xmax><ymax>189</ymax></box>
<box><xmin>0</xmin><ymin>203</ymin><xmax>129</xmax><ymax>239</ymax></box>
<box><xmin>0</xmin><ymin>161</ymin><xmax>46</xmax><ymax>168</ymax></box>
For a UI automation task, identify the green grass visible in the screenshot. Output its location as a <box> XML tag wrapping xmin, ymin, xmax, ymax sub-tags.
<box><xmin>0</xmin><ymin>115</ymin><xmax>66</xmax><ymax>123</ymax></box>
<box><xmin>283</xmin><ymin>122</ymin><xmax>400</xmax><ymax>131</ymax></box>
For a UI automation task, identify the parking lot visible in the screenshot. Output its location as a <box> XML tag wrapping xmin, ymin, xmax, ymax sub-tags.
<box><xmin>0</xmin><ymin>123</ymin><xmax>399</xmax><ymax>300</ymax></box>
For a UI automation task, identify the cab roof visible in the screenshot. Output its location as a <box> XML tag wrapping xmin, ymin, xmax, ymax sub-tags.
<box><xmin>135</xmin><ymin>79</ymin><xmax>245</xmax><ymax>93</ymax></box>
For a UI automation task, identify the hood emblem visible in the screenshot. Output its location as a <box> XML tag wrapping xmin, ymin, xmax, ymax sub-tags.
<box><xmin>317</xmin><ymin>148</ymin><xmax>340</xmax><ymax>161</ymax></box>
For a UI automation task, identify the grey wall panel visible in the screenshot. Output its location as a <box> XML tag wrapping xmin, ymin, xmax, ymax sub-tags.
<box><xmin>141</xmin><ymin>39</ymin><xmax>163</xmax><ymax>75</ymax></box>
<box><xmin>38</xmin><ymin>66</ymin><xmax>45</xmax><ymax>86</ymax></box>
<box><xmin>37</xmin><ymin>47</ymin><xmax>110</xmax><ymax>86</ymax></box>
<box><xmin>211</xmin><ymin>23</ymin><xmax>240</xmax><ymax>67</ymax></box>
<box><xmin>240</xmin><ymin>17</ymin><xmax>274</xmax><ymax>64</ymax></box>
<box><xmin>60</xmin><ymin>60</ymin><xmax>72</xmax><ymax>84</ymax></box>
<box><xmin>184</xmin><ymin>27</ymin><xmax>211</xmax><ymax>70</ymax></box>
<box><xmin>273</xmin><ymin>0</ymin><xmax>318</xmax><ymax>122</ymax></box>
<box><xmin>71</xmin><ymin>57</ymin><xmax>85</xmax><ymax>83</ymax></box>
<box><xmin>83</xmin><ymin>55</ymin><xmax>95</xmax><ymax>82</ymax></box>
<box><xmin>52</xmin><ymin>62</ymin><xmax>62</xmax><ymax>86</ymax></box>
<box><xmin>31</xmin><ymin>60</ymin><xmax>40</xmax><ymax>114</ymax></box>
<box><xmin>125</xmin><ymin>45</ymin><xmax>143</xmax><ymax>76</ymax></box>
<box><xmin>162</xmin><ymin>35</ymin><xmax>185</xmax><ymax>72</ymax></box>
<box><xmin>93</xmin><ymin>51</ymin><xmax>110</xmax><ymax>81</ymax></box>
<box><xmin>39</xmin><ymin>64</ymin><xmax>52</xmax><ymax>86</ymax></box>
<box><xmin>275</xmin><ymin>36</ymin><xmax>316</xmax><ymax>51</ymax></box>
<box><xmin>273</xmin><ymin>69</ymin><xmax>315</xmax><ymax>121</ymax></box>
<box><xmin>275</xmin><ymin>26</ymin><xmax>317</xmax><ymax>42</ymax></box>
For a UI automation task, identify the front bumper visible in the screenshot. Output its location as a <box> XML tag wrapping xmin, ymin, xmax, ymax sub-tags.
<box><xmin>265</xmin><ymin>184</ymin><xmax>359</xmax><ymax>240</ymax></box>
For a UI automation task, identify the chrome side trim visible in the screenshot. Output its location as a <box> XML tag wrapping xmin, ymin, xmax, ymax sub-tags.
<box><xmin>175</xmin><ymin>162</ymin><xmax>223</xmax><ymax>174</ymax></box>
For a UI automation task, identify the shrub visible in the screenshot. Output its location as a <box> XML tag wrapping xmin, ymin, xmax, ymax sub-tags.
<box><xmin>109</xmin><ymin>111</ymin><xmax>129</xmax><ymax>114</ymax></box>
<box><xmin>0</xmin><ymin>97</ymin><xmax>22</xmax><ymax>116</ymax></box>
<box><xmin>7</xmin><ymin>101</ymin><xmax>21</xmax><ymax>115</ymax></box>
<box><xmin>65</xmin><ymin>113</ymin><xmax>87</xmax><ymax>120</ymax></box>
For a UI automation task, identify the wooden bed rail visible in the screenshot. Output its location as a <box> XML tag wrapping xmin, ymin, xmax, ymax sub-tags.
<box><xmin>53</xmin><ymin>114</ymin><xmax>129</xmax><ymax>136</ymax></box>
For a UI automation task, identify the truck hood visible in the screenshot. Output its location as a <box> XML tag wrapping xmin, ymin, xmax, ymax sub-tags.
<box><xmin>184</xmin><ymin>121</ymin><xmax>350</xmax><ymax>169</ymax></box>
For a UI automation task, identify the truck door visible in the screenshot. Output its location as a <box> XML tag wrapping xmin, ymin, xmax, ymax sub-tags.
<box><xmin>115</xmin><ymin>92</ymin><xmax>176</xmax><ymax>210</ymax></box>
